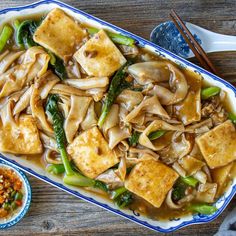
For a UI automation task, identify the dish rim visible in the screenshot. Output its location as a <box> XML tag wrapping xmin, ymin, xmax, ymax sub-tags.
<box><xmin>0</xmin><ymin>0</ymin><xmax>235</xmax><ymax>233</ymax></box>
<box><xmin>0</xmin><ymin>159</ymin><xmax>32</xmax><ymax>229</ymax></box>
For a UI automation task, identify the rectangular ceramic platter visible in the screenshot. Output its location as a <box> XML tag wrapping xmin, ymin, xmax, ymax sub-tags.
<box><xmin>0</xmin><ymin>0</ymin><xmax>236</xmax><ymax>233</ymax></box>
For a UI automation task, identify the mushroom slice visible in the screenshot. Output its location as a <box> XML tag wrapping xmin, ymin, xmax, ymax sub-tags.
<box><xmin>128</xmin><ymin>61</ymin><xmax>170</xmax><ymax>85</ymax></box>
<box><xmin>139</xmin><ymin>120</ymin><xmax>184</xmax><ymax>151</ymax></box>
<box><xmin>64</xmin><ymin>95</ymin><xmax>92</xmax><ymax>143</ymax></box>
<box><xmin>125</xmin><ymin>96</ymin><xmax>170</xmax><ymax>122</ymax></box>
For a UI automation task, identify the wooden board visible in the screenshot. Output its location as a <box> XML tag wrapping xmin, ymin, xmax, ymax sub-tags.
<box><xmin>1</xmin><ymin>0</ymin><xmax>236</xmax><ymax>235</ymax></box>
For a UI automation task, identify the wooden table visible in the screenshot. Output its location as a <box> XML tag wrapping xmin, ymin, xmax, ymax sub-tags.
<box><xmin>1</xmin><ymin>0</ymin><xmax>236</xmax><ymax>235</ymax></box>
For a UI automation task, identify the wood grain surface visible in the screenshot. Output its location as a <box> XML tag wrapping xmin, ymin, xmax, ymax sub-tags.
<box><xmin>1</xmin><ymin>0</ymin><xmax>236</xmax><ymax>235</ymax></box>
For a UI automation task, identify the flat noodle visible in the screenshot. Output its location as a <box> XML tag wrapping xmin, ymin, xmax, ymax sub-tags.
<box><xmin>50</xmin><ymin>84</ymin><xmax>88</xmax><ymax>96</ymax></box>
<box><xmin>0</xmin><ymin>51</ymin><xmax>24</xmax><ymax>74</ymax></box>
<box><xmin>125</xmin><ymin>96</ymin><xmax>170</xmax><ymax>122</ymax></box>
<box><xmin>102</xmin><ymin>104</ymin><xmax>119</xmax><ymax>135</ymax></box>
<box><xmin>64</xmin><ymin>95</ymin><xmax>92</xmax><ymax>143</ymax></box>
<box><xmin>65</xmin><ymin>77</ymin><xmax>109</xmax><ymax>90</ymax></box>
<box><xmin>116</xmin><ymin>89</ymin><xmax>143</xmax><ymax>111</ymax></box>
<box><xmin>0</xmin><ymin>47</ymin><xmax>50</xmax><ymax>99</ymax></box>
<box><xmin>81</xmin><ymin>101</ymin><xmax>97</xmax><ymax>131</ymax></box>
<box><xmin>108</xmin><ymin>126</ymin><xmax>130</xmax><ymax>149</ymax></box>
<box><xmin>13</xmin><ymin>85</ymin><xmax>33</xmax><ymax>115</ymax></box>
<box><xmin>139</xmin><ymin>120</ymin><xmax>184</xmax><ymax>151</ymax></box>
<box><xmin>30</xmin><ymin>84</ymin><xmax>53</xmax><ymax>134</ymax></box>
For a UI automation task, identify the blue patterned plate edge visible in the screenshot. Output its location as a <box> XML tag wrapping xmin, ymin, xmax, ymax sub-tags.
<box><xmin>0</xmin><ymin>159</ymin><xmax>31</xmax><ymax>229</ymax></box>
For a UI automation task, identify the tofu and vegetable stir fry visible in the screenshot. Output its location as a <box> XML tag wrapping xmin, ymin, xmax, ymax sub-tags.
<box><xmin>0</xmin><ymin>8</ymin><xmax>236</xmax><ymax>219</ymax></box>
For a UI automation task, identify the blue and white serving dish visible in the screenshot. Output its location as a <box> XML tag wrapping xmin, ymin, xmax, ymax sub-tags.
<box><xmin>0</xmin><ymin>159</ymin><xmax>31</xmax><ymax>229</ymax></box>
<box><xmin>0</xmin><ymin>0</ymin><xmax>235</xmax><ymax>233</ymax></box>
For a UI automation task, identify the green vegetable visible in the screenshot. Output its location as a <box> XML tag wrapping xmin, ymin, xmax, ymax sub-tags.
<box><xmin>98</xmin><ymin>61</ymin><xmax>132</xmax><ymax>127</ymax></box>
<box><xmin>148</xmin><ymin>130</ymin><xmax>166</xmax><ymax>141</ymax></box>
<box><xmin>0</xmin><ymin>25</ymin><xmax>13</xmax><ymax>52</ymax></box>
<box><xmin>45</xmin><ymin>95</ymin><xmax>107</xmax><ymax>192</ymax></box>
<box><xmin>16</xmin><ymin>20</ymin><xmax>41</xmax><ymax>48</ymax></box>
<box><xmin>11</xmin><ymin>190</ymin><xmax>16</xmax><ymax>198</ymax></box>
<box><xmin>94</xmin><ymin>180</ymin><xmax>109</xmax><ymax>192</ymax></box>
<box><xmin>13</xmin><ymin>20</ymin><xmax>21</xmax><ymax>29</ymax></box>
<box><xmin>172</xmin><ymin>181</ymin><xmax>187</xmax><ymax>202</ymax></box>
<box><xmin>111</xmin><ymin>186</ymin><xmax>127</xmax><ymax>199</ymax></box>
<box><xmin>11</xmin><ymin>201</ymin><xmax>17</xmax><ymax>210</ymax></box>
<box><xmin>87</xmin><ymin>27</ymin><xmax>135</xmax><ymax>46</ymax></box>
<box><xmin>49</xmin><ymin>53</ymin><xmax>67</xmax><ymax>80</ymax></box>
<box><xmin>180</xmin><ymin>176</ymin><xmax>199</xmax><ymax>187</ymax></box>
<box><xmin>111</xmin><ymin>187</ymin><xmax>133</xmax><ymax>208</ymax></box>
<box><xmin>46</xmin><ymin>164</ymin><xmax>65</xmax><ymax>175</ymax></box>
<box><xmin>228</xmin><ymin>113</ymin><xmax>236</xmax><ymax>124</ymax></box>
<box><xmin>189</xmin><ymin>203</ymin><xmax>217</xmax><ymax>215</ymax></box>
<box><xmin>172</xmin><ymin>176</ymin><xmax>198</xmax><ymax>201</ymax></box>
<box><xmin>128</xmin><ymin>131</ymin><xmax>140</xmax><ymax>147</ymax></box>
<box><xmin>3</xmin><ymin>202</ymin><xmax>10</xmax><ymax>210</ymax></box>
<box><xmin>14</xmin><ymin>191</ymin><xmax>23</xmax><ymax>201</ymax></box>
<box><xmin>201</xmin><ymin>86</ymin><xmax>221</xmax><ymax>100</ymax></box>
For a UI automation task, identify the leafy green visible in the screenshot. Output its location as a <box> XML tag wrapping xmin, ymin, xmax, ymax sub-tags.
<box><xmin>180</xmin><ymin>176</ymin><xmax>199</xmax><ymax>187</ymax></box>
<box><xmin>46</xmin><ymin>163</ymin><xmax>65</xmax><ymax>175</ymax></box>
<box><xmin>94</xmin><ymin>180</ymin><xmax>109</xmax><ymax>192</ymax></box>
<box><xmin>228</xmin><ymin>112</ymin><xmax>236</xmax><ymax>124</ymax></box>
<box><xmin>148</xmin><ymin>130</ymin><xmax>166</xmax><ymax>141</ymax></box>
<box><xmin>98</xmin><ymin>61</ymin><xmax>133</xmax><ymax>127</ymax></box>
<box><xmin>201</xmin><ymin>86</ymin><xmax>221</xmax><ymax>100</ymax></box>
<box><xmin>128</xmin><ymin>131</ymin><xmax>140</xmax><ymax>147</ymax></box>
<box><xmin>46</xmin><ymin>95</ymin><xmax>100</xmax><ymax>188</ymax></box>
<box><xmin>87</xmin><ymin>27</ymin><xmax>135</xmax><ymax>46</ymax></box>
<box><xmin>48</xmin><ymin>52</ymin><xmax>67</xmax><ymax>80</ymax></box>
<box><xmin>0</xmin><ymin>25</ymin><xmax>13</xmax><ymax>52</ymax></box>
<box><xmin>16</xmin><ymin>19</ymin><xmax>41</xmax><ymax>49</ymax></box>
<box><xmin>111</xmin><ymin>187</ymin><xmax>133</xmax><ymax>208</ymax></box>
<box><xmin>172</xmin><ymin>176</ymin><xmax>199</xmax><ymax>201</ymax></box>
<box><xmin>188</xmin><ymin>203</ymin><xmax>217</xmax><ymax>215</ymax></box>
<box><xmin>172</xmin><ymin>180</ymin><xmax>187</xmax><ymax>202</ymax></box>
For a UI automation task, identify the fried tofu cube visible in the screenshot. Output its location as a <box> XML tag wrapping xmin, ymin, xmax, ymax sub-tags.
<box><xmin>196</xmin><ymin>120</ymin><xmax>236</xmax><ymax>169</ymax></box>
<box><xmin>74</xmin><ymin>30</ymin><xmax>126</xmax><ymax>77</ymax></box>
<box><xmin>67</xmin><ymin>126</ymin><xmax>119</xmax><ymax>179</ymax></box>
<box><xmin>125</xmin><ymin>159</ymin><xmax>179</xmax><ymax>208</ymax></box>
<box><xmin>33</xmin><ymin>8</ymin><xmax>86</xmax><ymax>60</ymax></box>
<box><xmin>0</xmin><ymin>115</ymin><xmax>43</xmax><ymax>154</ymax></box>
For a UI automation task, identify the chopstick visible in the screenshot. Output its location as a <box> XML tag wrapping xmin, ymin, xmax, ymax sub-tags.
<box><xmin>170</xmin><ymin>10</ymin><xmax>219</xmax><ymax>76</ymax></box>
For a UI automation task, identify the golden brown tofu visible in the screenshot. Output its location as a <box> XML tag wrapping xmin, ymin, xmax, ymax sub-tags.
<box><xmin>0</xmin><ymin>115</ymin><xmax>43</xmax><ymax>154</ymax></box>
<box><xmin>125</xmin><ymin>159</ymin><xmax>179</xmax><ymax>208</ymax></box>
<box><xmin>33</xmin><ymin>8</ymin><xmax>86</xmax><ymax>60</ymax></box>
<box><xmin>67</xmin><ymin>126</ymin><xmax>119</xmax><ymax>179</ymax></box>
<box><xmin>212</xmin><ymin>162</ymin><xmax>233</xmax><ymax>196</ymax></box>
<box><xmin>196</xmin><ymin>120</ymin><xmax>236</xmax><ymax>169</ymax></box>
<box><xmin>74</xmin><ymin>30</ymin><xmax>126</xmax><ymax>77</ymax></box>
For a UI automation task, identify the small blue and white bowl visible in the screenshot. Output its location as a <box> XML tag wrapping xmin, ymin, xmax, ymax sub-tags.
<box><xmin>0</xmin><ymin>159</ymin><xmax>31</xmax><ymax>229</ymax></box>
